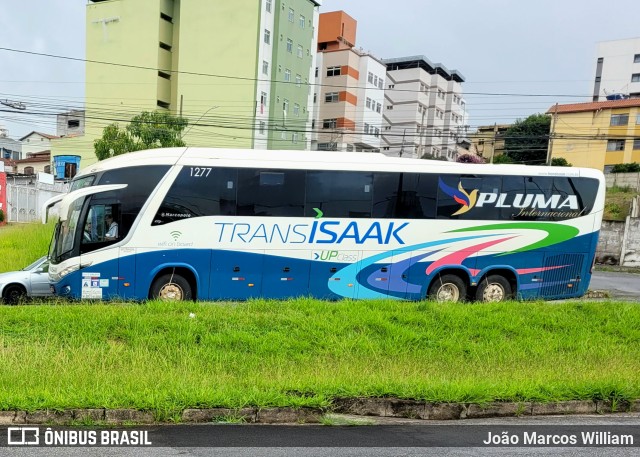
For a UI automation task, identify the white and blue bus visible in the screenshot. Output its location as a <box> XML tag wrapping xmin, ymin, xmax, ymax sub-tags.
<box><xmin>44</xmin><ymin>148</ymin><xmax>604</xmax><ymax>302</ymax></box>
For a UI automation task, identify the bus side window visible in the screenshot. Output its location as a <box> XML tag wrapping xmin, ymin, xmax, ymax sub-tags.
<box><xmin>237</xmin><ymin>169</ymin><xmax>305</xmax><ymax>217</ymax></box>
<box><xmin>305</xmin><ymin>171</ymin><xmax>373</xmax><ymax>218</ymax></box>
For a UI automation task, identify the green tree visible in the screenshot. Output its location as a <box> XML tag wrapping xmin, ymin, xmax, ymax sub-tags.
<box><xmin>492</xmin><ymin>153</ymin><xmax>515</xmax><ymax>164</ymax></box>
<box><xmin>94</xmin><ymin>111</ymin><xmax>188</xmax><ymax>160</ymax></box>
<box><xmin>503</xmin><ymin>114</ymin><xmax>551</xmax><ymax>165</ymax></box>
<box><xmin>420</xmin><ymin>152</ymin><xmax>448</xmax><ymax>161</ymax></box>
<box><xmin>551</xmin><ymin>157</ymin><xmax>572</xmax><ymax>167</ymax></box>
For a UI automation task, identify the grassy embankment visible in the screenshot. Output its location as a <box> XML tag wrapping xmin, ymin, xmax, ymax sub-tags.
<box><xmin>0</xmin><ymin>222</ymin><xmax>54</xmax><ymax>273</ymax></box>
<box><xmin>603</xmin><ymin>185</ymin><xmax>637</xmax><ymax>221</ymax></box>
<box><xmin>1</xmin><ymin>223</ymin><xmax>639</xmax><ymax>419</ymax></box>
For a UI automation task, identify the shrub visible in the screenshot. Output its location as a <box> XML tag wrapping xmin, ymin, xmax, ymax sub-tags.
<box><xmin>551</xmin><ymin>157</ymin><xmax>572</xmax><ymax>167</ymax></box>
<box><xmin>456</xmin><ymin>153</ymin><xmax>485</xmax><ymax>164</ymax></box>
<box><xmin>611</xmin><ymin>163</ymin><xmax>640</xmax><ymax>173</ymax></box>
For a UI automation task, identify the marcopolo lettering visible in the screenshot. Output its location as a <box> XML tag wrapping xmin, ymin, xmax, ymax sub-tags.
<box><xmin>476</xmin><ymin>193</ymin><xmax>579</xmax><ymax>210</ymax></box>
<box><xmin>215</xmin><ymin>221</ymin><xmax>409</xmax><ymax>245</ymax></box>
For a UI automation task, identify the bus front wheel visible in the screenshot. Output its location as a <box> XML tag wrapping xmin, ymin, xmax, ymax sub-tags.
<box><xmin>427</xmin><ymin>274</ymin><xmax>466</xmax><ymax>302</ymax></box>
<box><xmin>150</xmin><ymin>273</ymin><xmax>193</xmax><ymax>301</ymax></box>
<box><xmin>476</xmin><ymin>275</ymin><xmax>512</xmax><ymax>302</ymax></box>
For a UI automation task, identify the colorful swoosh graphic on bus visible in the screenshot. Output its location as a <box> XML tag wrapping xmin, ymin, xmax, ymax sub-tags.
<box><xmin>328</xmin><ymin>234</ymin><xmax>494</xmax><ymax>299</ymax></box>
<box><xmin>449</xmin><ymin>222</ymin><xmax>579</xmax><ymax>255</ymax></box>
<box><xmin>438</xmin><ymin>178</ymin><xmax>478</xmax><ymax>216</ymax></box>
<box><xmin>329</xmin><ymin>223</ymin><xmax>583</xmax><ymax>299</ymax></box>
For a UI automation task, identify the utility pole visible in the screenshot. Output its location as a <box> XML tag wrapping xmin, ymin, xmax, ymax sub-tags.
<box><xmin>399</xmin><ymin>128</ymin><xmax>406</xmax><ymax>158</ymax></box>
<box><xmin>546</xmin><ymin>103</ymin><xmax>558</xmax><ymax>166</ymax></box>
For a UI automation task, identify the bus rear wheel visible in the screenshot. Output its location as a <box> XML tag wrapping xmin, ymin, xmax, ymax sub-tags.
<box><xmin>428</xmin><ymin>274</ymin><xmax>466</xmax><ymax>303</ymax></box>
<box><xmin>476</xmin><ymin>275</ymin><xmax>512</xmax><ymax>302</ymax></box>
<box><xmin>150</xmin><ymin>273</ymin><xmax>192</xmax><ymax>301</ymax></box>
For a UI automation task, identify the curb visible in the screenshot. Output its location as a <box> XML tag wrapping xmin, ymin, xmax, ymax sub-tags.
<box><xmin>0</xmin><ymin>399</ymin><xmax>639</xmax><ymax>425</ymax></box>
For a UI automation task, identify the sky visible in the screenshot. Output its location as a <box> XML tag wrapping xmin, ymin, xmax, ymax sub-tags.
<box><xmin>0</xmin><ymin>0</ymin><xmax>639</xmax><ymax>140</ymax></box>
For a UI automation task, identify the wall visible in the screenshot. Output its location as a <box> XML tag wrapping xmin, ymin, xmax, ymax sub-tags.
<box><xmin>596</xmin><ymin>216</ymin><xmax>640</xmax><ymax>266</ymax></box>
<box><xmin>606</xmin><ymin>172</ymin><xmax>640</xmax><ymax>191</ymax></box>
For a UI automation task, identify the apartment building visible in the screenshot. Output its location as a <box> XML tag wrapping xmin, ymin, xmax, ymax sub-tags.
<box><xmin>469</xmin><ymin>124</ymin><xmax>511</xmax><ymax>162</ymax></box>
<box><xmin>548</xmin><ymin>98</ymin><xmax>640</xmax><ymax>170</ymax></box>
<box><xmin>53</xmin><ymin>0</ymin><xmax>321</xmax><ymax>169</ymax></box>
<box><xmin>593</xmin><ymin>37</ymin><xmax>640</xmax><ymax>101</ymax></box>
<box><xmin>311</xmin><ymin>11</ymin><xmax>386</xmax><ymax>153</ymax></box>
<box><xmin>382</xmin><ymin>56</ymin><xmax>468</xmax><ymax>160</ymax></box>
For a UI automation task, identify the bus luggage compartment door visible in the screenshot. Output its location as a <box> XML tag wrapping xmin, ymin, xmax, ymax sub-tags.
<box><xmin>261</xmin><ymin>250</ymin><xmax>311</xmax><ymax>299</ymax></box>
<box><xmin>309</xmin><ymin>250</ymin><xmax>361</xmax><ymax>300</ymax></box>
<box><xmin>210</xmin><ymin>250</ymin><xmax>264</xmax><ymax>300</ymax></box>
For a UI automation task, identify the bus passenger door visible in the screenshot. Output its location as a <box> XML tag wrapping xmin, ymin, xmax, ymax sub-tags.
<box><xmin>118</xmin><ymin>247</ymin><xmax>137</xmax><ymax>299</ymax></box>
<box><xmin>261</xmin><ymin>250</ymin><xmax>311</xmax><ymax>299</ymax></box>
<box><xmin>210</xmin><ymin>249</ymin><xmax>264</xmax><ymax>300</ymax></box>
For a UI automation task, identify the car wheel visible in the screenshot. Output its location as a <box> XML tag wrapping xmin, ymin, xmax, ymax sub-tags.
<box><xmin>427</xmin><ymin>274</ymin><xmax>467</xmax><ymax>303</ymax></box>
<box><xmin>150</xmin><ymin>273</ymin><xmax>193</xmax><ymax>301</ymax></box>
<box><xmin>2</xmin><ymin>284</ymin><xmax>27</xmax><ymax>305</ymax></box>
<box><xmin>476</xmin><ymin>275</ymin><xmax>512</xmax><ymax>302</ymax></box>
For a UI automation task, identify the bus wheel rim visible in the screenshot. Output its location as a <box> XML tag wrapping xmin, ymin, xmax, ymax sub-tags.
<box><xmin>159</xmin><ymin>283</ymin><xmax>183</xmax><ymax>300</ymax></box>
<box><xmin>483</xmin><ymin>283</ymin><xmax>505</xmax><ymax>302</ymax></box>
<box><xmin>437</xmin><ymin>284</ymin><xmax>459</xmax><ymax>302</ymax></box>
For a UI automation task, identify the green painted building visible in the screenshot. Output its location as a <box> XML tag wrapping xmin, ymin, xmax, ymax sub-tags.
<box><xmin>52</xmin><ymin>0</ymin><xmax>321</xmax><ymax>173</ymax></box>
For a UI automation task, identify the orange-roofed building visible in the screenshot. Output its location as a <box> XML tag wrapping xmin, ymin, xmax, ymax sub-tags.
<box><xmin>547</xmin><ymin>98</ymin><xmax>640</xmax><ymax>171</ymax></box>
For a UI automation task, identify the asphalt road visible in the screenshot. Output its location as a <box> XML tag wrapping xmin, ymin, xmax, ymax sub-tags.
<box><xmin>590</xmin><ymin>270</ymin><xmax>640</xmax><ymax>300</ymax></box>
<box><xmin>2</xmin><ymin>414</ymin><xmax>639</xmax><ymax>457</ymax></box>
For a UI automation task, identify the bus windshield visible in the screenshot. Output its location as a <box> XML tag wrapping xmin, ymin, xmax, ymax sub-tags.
<box><xmin>50</xmin><ymin>197</ymin><xmax>84</xmax><ymax>262</ymax></box>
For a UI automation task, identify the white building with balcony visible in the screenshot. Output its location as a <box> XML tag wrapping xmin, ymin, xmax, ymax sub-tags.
<box><xmin>382</xmin><ymin>56</ymin><xmax>468</xmax><ymax>160</ymax></box>
<box><xmin>593</xmin><ymin>37</ymin><xmax>640</xmax><ymax>101</ymax></box>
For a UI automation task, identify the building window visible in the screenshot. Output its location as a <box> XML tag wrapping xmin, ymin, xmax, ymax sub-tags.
<box><xmin>607</xmin><ymin>139</ymin><xmax>625</xmax><ymax>151</ymax></box>
<box><xmin>259</xmin><ymin>121</ymin><xmax>266</xmax><ymax>135</ymax></box>
<box><xmin>368</xmin><ymin>72</ymin><xmax>373</xmax><ymax>83</ymax></box>
<box><xmin>323</xmin><ymin>118</ymin><xmax>337</xmax><ymax>129</ymax></box>
<box><xmin>293</xmin><ymin>103</ymin><xmax>300</xmax><ymax>117</ymax></box>
<box><xmin>288</xmin><ymin>8</ymin><xmax>294</xmax><ymax>22</ymax></box>
<box><xmin>299</xmin><ymin>15</ymin><xmax>305</xmax><ymax>28</ymax></box>
<box><xmin>44</xmin><ymin>165</ymin><xmax>51</xmax><ymax>174</ymax></box>
<box><xmin>286</xmin><ymin>38</ymin><xmax>293</xmax><ymax>53</ymax></box>
<box><xmin>437</xmin><ymin>89</ymin><xmax>445</xmax><ymax>99</ymax></box>
<box><xmin>315</xmin><ymin>67</ymin><xmax>318</xmax><ymax>77</ymax></box>
<box><xmin>366</xmin><ymin>97</ymin><xmax>371</xmax><ymax>108</ymax></box>
<box><xmin>364</xmin><ymin>123</ymin><xmax>370</xmax><ymax>134</ymax></box>
<box><xmin>68</xmin><ymin>119</ymin><xmax>80</xmax><ymax>128</ymax></box>
<box><xmin>283</xmin><ymin>99</ymin><xmax>289</xmax><ymax>113</ymax></box>
<box><xmin>159</xmin><ymin>42</ymin><xmax>172</xmax><ymax>51</ymax></box>
<box><xmin>297</xmin><ymin>45</ymin><xmax>303</xmax><ymax>58</ymax></box>
<box><xmin>281</xmin><ymin>130</ymin><xmax>287</xmax><ymax>140</ymax></box>
<box><xmin>637</xmin><ymin>114</ymin><xmax>640</xmax><ymax>125</ymax></box>
<box><xmin>284</xmin><ymin>69</ymin><xmax>291</xmax><ymax>82</ymax></box>
<box><xmin>158</xmin><ymin>71</ymin><xmax>171</xmax><ymax>80</ymax></box>
<box><xmin>157</xmin><ymin>100</ymin><xmax>170</xmax><ymax>109</ymax></box>
<box><xmin>377</xmin><ymin>79</ymin><xmax>383</xmax><ymax>89</ymax></box>
<box><xmin>387</xmin><ymin>105</ymin><xmax>393</xmax><ymax>110</ymax></box>
<box><xmin>388</xmin><ymin>84</ymin><xmax>395</xmax><ymax>89</ymax></box>
<box><xmin>325</xmin><ymin>92</ymin><xmax>339</xmax><ymax>103</ymax></box>
<box><xmin>264</xmin><ymin>29</ymin><xmax>271</xmax><ymax>44</ymax></box>
<box><xmin>611</xmin><ymin>114</ymin><xmax>629</xmax><ymax>126</ymax></box>
<box><xmin>327</xmin><ymin>66</ymin><xmax>341</xmax><ymax>77</ymax></box>
<box><xmin>24</xmin><ymin>166</ymin><xmax>34</xmax><ymax>175</ymax></box>
<box><xmin>160</xmin><ymin>12</ymin><xmax>173</xmax><ymax>22</ymax></box>
<box><xmin>376</xmin><ymin>102</ymin><xmax>381</xmax><ymax>113</ymax></box>
<box><xmin>262</xmin><ymin>60</ymin><xmax>269</xmax><ymax>75</ymax></box>
<box><xmin>295</xmin><ymin>74</ymin><xmax>302</xmax><ymax>87</ymax></box>
<box><xmin>634</xmin><ymin>138</ymin><xmax>640</xmax><ymax>150</ymax></box>
<box><xmin>632</xmin><ymin>74</ymin><xmax>640</xmax><ymax>83</ymax></box>
<box><xmin>634</xmin><ymin>54</ymin><xmax>640</xmax><ymax>63</ymax></box>
<box><xmin>266</xmin><ymin>0</ymin><xmax>271</xmax><ymax>12</ymax></box>
<box><xmin>260</xmin><ymin>92</ymin><xmax>268</xmax><ymax>113</ymax></box>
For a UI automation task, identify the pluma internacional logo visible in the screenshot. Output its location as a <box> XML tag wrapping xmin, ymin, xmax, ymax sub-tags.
<box><xmin>438</xmin><ymin>178</ymin><xmax>584</xmax><ymax>218</ymax></box>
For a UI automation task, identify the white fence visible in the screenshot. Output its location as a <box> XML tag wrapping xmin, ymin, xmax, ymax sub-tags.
<box><xmin>6</xmin><ymin>180</ymin><xmax>69</xmax><ymax>223</ymax></box>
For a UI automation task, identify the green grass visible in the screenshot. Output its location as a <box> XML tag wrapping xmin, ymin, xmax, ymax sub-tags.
<box><xmin>1</xmin><ymin>299</ymin><xmax>639</xmax><ymax>418</ymax></box>
<box><xmin>0</xmin><ymin>222</ymin><xmax>55</xmax><ymax>273</ymax></box>
<box><xmin>604</xmin><ymin>186</ymin><xmax>637</xmax><ymax>221</ymax></box>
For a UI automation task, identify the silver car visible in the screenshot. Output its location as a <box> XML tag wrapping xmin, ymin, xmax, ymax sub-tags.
<box><xmin>0</xmin><ymin>256</ymin><xmax>52</xmax><ymax>304</ymax></box>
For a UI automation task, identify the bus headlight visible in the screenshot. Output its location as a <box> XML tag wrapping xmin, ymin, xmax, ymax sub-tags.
<box><xmin>54</xmin><ymin>264</ymin><xmax>80</xmax><ymax>281</ymax></box>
